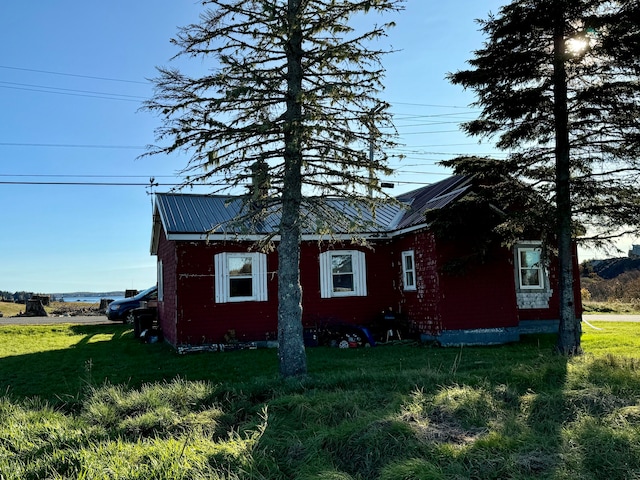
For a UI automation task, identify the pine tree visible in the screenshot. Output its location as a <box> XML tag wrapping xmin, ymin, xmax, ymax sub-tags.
<box><xmin>448</xmin><ymin>0</ymin><xmax>640</xmax><ymax>354</ymax></box>
<box><xmin>143</xmin><ymin>0</ymin><xmax>403</xmax><ymax>376</ymax></box>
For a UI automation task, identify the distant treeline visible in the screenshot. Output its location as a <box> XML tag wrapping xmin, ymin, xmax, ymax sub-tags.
<box><xmin>581</xmin><ymin>259</ymin><xmax>640</xmax><ymax>303</ymax></box>
<box><xmin>0</xmin><ymin>291</ymin><xmax>36</xmax><ymax>303</ymax></box>
<box><xmin>1</xmin><ymin>291</ymin><xmax>124</xmax><ymax>302</ymax></box>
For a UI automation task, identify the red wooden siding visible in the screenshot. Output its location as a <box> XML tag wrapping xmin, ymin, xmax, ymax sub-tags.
<box><xmin>157</xmin><ymin>231</ymin><xmax>178</xmax><ymax>345</ymax></box>
<box><xmin>173</xmin><ymin>242</ymin><xmax>278</xmax><ymax>345</ymax></box>
<box><xmin>435</xmin><ymin>241</ymin><xmax>519</xmax><ymax>330</ymax></box>
<box><xmin>157</xmin><ymin>238</ymin><xmax>398</xmax><ymax>345</ymax></box>
<box><xmin>299</xmin><ymin>242</ymin><xmax>395</xmax><ymax>329</ymax></box>
<box><xmin>393</xmin><ymin>231</ymin><xmax>442</xmax><ymax>334</ymax></box>
<box><xmin>155</xmin><ymin>222</ymin><xmax>581</xmax><ymax>347</ymax></box>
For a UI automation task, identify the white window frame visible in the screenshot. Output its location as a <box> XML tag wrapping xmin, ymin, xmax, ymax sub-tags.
<box><xmin>401</xmin><ymin>250</ymin><xmax>416</xmax><ymax>291</ymax></box>
<box><xmin>157</xmin><ymin>260</ymin><xmax>164</xmax><ymax>301</ymax></box>
<box><xmin>214</xmin><ymin>252</ymin><xmax>268</xmax><ymax>303</ymax></box>
<box><xmin>319</xmin><ymin>250</ymin><xmax>367</xmax><ymax>298</ymax></box>
<box><xmin>517</xmin><ymin>246</ymin><xmax>545</xmax><ymax>290</ymax></box>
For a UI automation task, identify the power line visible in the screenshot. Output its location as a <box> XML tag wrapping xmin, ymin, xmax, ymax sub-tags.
<box><xmin>0</xmin><ymin>180</ymin><xmax>224</xmax><ymax>186</ymax></box>
<box><xmin>0</xmin><ymin>85</ymin><xmax>142</xmax><ymax>102</ymax></box>
<box><xmin>0</xmin><ymin>181</ymin><xmax>170</xmax><ymax>186</ymax></box>
<box><xmin>0</xmin><ymin>65</ymin><xmax>148</xmax><ymax>85</ymax></box>
<box><xmin>0</xmin><ymin>142</ymin><xmax>146</xmax><ymax>149</ymax></box>
<box><xmin>391</xmin><ymin>101</ymin><xmax>476</xmax><ymax>110</ymax></box>
<box><xmin>0</xmin><ymin>81</ymin><xmax>146</xmax><ymax>100</ymax></box>
<box><xmin>399</xmin><ymin>130</ymin><xmax>463</xmax><ymax>135</ymax></box>
<box><xmin>0</xmin><ymin>179</ymin><xmax>443</xmax><ymax>188</ymax></box>
<box><xmin>0</xmin><ymin>174</ymin><xmax>178</xmax><ymax>178</ymax></box>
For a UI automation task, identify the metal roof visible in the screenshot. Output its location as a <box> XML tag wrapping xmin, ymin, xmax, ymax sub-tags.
<box><xmin>395</xmin><ymin>175</ymin><xmax>473</xmax><ymax>230</ymax></box>
<box><xmin>155</xmin><ymin>194</ymin><xmax>280</xmax><ymax>235</ymax></box>
<box><xmin>152</xmin><ymin>174</ymin><xmax>473</xmax><ymax>246</ymax></box>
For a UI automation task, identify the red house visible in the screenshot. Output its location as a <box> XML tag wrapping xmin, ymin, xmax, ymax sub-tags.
<box><xmin>150</xmin><ymin>175</ymin><xmax>581</xmax><ymax>349</ymax></box>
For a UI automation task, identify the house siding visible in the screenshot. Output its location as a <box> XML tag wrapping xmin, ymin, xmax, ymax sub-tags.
<box><xmin>158</xmin><ymin>236</ymin><xmax>398</xmax><ymax>346</ymax></box>
<box><xmin>155</xmin><ymin>220</ymin><xmax>582</xmax><ymax>348</ymax></box>
<box><xmin>393</xmin><ymin>231</ymin><xmax>442</xmax><ymax>335</ymax></box>
<box><xmin>436</xmin><ymin>241</ymin><xmax>520</xmax><ymax>331</ymax></box>
<box><xmin>300</xmin><ymin>242</ymin><xmax>395</xmax><ymax>329</ymax></box>
<box><xmin>157</xmin><ymin>231</ymin><xmax>178</xmax><ymax>345</ymax></box>
<box><xmin>171</xmin><ymin>241</ymin><xmax>279</xmax><ymax>345</ymax></box>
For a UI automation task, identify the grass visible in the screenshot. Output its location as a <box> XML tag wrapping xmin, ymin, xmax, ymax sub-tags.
<box><xmin>0</xmin><ymin>301</ymin><xmax>27</xmax><ymax>317</ymax></box>
<box><xmin>0</xmin><ymin>322</ymin><xmax>639</xmax><ymax>479</ymax></box>
<box><xmin>0</xmin><ymin>300</ymin><xmax>101</xmax><ymax>318</ymax></box>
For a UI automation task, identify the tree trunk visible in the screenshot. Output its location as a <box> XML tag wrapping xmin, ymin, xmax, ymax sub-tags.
<box><xmin>552</xmin><ymin>4</ymin><xmax>581</xmax><ymax>355</ymax></box>
<box><xmin>277</xmin><ymin>0</ymin><xmax>307</xmax><ymax>378</ymax></box>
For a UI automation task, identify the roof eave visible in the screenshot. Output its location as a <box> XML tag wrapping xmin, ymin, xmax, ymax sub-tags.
<box><xmin>164</xmin><ymin>231</ymin><xmax>392</xmax><ymax>243</ymax></box>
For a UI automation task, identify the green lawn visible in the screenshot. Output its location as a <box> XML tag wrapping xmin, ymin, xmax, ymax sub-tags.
<box><xmin>0</xmin><ymin>322</ymin><xmax>639</xmax><ymax>479</ymax></box>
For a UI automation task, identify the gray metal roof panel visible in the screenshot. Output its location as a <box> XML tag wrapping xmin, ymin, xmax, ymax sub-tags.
<box><xmin>154</xmin><ymin>174</ymin><xmax>473</xmax><ymax>236</ymax></box>
<box><xmin>156</xmin><ymin>194</ymin><xmax>240</xmax><ymax>233</ymax></box>
<box><xmin>394</xmin><ymin>175</ymin><xmax>473</xmax><ymax>230</ymax></box>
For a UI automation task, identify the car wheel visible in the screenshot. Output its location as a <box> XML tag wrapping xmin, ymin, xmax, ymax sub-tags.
<box><xmin>125</xmin><ymin>310</ymin><xmax>136</xmax><ymax>324</ymax></box>
<box><xmin>338</xmin><ymin>339</ymin><xmax>350</xmax><ymax>349</ymax></box>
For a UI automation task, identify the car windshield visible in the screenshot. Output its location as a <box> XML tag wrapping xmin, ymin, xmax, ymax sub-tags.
<box><xmin>133</xmin><ymin>286</ymin><xmax>156</xmax><ymax>300</ymax></box>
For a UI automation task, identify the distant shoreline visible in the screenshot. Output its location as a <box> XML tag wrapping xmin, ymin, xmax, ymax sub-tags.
<box><xmin>56</xmin><ymin>293</ymin><xmax>126</xmax><ymax>304</ymax></box>
<box><xmin>50</xmin><ymin>291</ymin><xmax>125</xmax><ymax>298</ymax></box>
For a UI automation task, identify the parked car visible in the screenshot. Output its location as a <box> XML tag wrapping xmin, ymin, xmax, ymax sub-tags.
<box><xmin>106</xmin><ymin>286</ymin><xmax>157</xmax><ymax>322</ymax></box>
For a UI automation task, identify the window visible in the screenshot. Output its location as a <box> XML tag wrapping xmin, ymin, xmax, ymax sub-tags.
<box><xmin>228</xmin><ymin>256</ymin><xmax>253</xmax><ymax>297</ymax></box>
<box><xmin>517</xmin><ymin>247</ymin><xmax>545</xmax><ymax>289</ymax></box>
<box><xmin>214</xmin><ymin>252</ymin><xmax>267</xmax><ymax>303</ymax></box>
<box><xmin>401</xmin><ymin>250</ymin><xmax>416</xmax><ymax>291</ymax></box>
<box><xmin>319</xmin><ymin>250</ymin><xmax>367</xmax><ymax>298</ymax></box>
<box><xmin>157</xmin><ymin>260</ymin><xmax>164</xmax><ymax>301</ymax></box>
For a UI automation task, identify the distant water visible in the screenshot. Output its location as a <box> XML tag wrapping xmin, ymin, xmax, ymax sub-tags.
<box><xmin>60</xmin><ymin>296</ymin><xmax>125</xmax><ymax>304</ymax></box>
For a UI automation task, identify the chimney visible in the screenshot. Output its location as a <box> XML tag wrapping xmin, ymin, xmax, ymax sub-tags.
<box><xmin>249</xmin><ymin>159</ymin><xmax>270</xmax><ymax>211</ymax></box>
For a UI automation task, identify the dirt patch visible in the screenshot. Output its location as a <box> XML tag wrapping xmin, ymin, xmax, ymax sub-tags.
<box><xmin>402</xmin><ymin>409</ymin><xmax>488</xmax><ymax>446</ymax></box>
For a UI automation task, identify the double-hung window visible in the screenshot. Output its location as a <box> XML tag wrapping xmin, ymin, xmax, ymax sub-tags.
<box><xmin>214</xmin><ymin>252</ymin><xmax>267</xmax><ymax>303</ymax></box>
<box><xmin>517</xmin><ymin>247</ymin><xmax>545</xmax><ymax>289</ymax></box>
<box><xmin>319</xmin><ymin>250</ymin><xmax>367</xmax><ymax>298</ymax></box>
<box><xmin>401</xmin><ymin>250</ymin><xmax>416</xmax><ymax>291</ymax></box>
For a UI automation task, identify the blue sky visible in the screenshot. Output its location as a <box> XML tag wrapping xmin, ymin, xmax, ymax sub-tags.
<box><xmin>0</xmin><ymin>1</ymin><xmax>625</xmax><ymax>294</ymax></box>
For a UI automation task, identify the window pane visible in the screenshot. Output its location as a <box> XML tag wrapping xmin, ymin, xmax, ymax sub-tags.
<box><xmin>405</xmin><ymin>271</ymin><xmax>414</xmax><ymax>287</ymax></box>
<box><xmin>229</xmin><ymin>257</ymin><xmax>252</xmax><ymax>276</ymax></box>
<box><xmin>333</xmin><ymin>273</ymin><xmax>354</xmax><ymax>292</ymax></box>
<box><xmin>404</xmin><ymin>255</ymin><xmax>413</xmax><ymax>271</ymax></box>
<box><xmin>332</xmin><ymin>255</ymin><xmax>353</xmax><ymax>274</ymax></box>
<box><xmin>522</xmin><ymin>269</ymin><xmax>540</xmax><ymax>287</ymax></box>
<box><xmin>230</xmin><ymin>277</ymin><xmax>253</xmax><ymax>297</ymax></box>
<box><xmin>520</xmin><ymin>250</ymin><xmax>540</xmax><ymax>268</ymax></box>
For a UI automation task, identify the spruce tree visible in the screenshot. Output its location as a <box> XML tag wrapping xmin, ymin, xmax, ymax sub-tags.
<box><xmin>448</xmin><ymin>0</ymin><xmax>640</xmax><ymax>354</ymax></box>
<box><xmin>143</xmin><ymin>0</ymin><xmax>403</xmax><ymax>376</ymax></box>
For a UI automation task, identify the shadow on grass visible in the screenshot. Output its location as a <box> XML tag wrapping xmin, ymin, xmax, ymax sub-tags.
<box><xmin>2</xmin><ymin>328</ymin><xmax>639</xmax><ymax>478</ymax></box>
<box><xmin>0</xmin><ymin>323</ymin><xmax>278</xmax><ymax>404</ymax></box>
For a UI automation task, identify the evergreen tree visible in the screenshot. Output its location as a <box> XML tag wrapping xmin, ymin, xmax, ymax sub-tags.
<box><xmin>448</xmin><ymin>0</ymin><xmax>640</xmax><ymax>354</ymax></box>
<box><xmin>143</xmin><ymin>0</ymin><xmax>403</xmax><ymax>377</ymax></box>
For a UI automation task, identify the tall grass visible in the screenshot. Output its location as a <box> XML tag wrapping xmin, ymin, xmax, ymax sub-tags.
<box><xmin>0</xmin><ymin>322</ymin><xmax>639</xmax><ymax>479</ymax></box>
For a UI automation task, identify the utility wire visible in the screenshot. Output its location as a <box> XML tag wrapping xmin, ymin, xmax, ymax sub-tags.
<box><xmin>0</xmin><ymin>142</ymin><xmax>146</xmax><ymax>149</ymax></box>
<box><xmin>0</xmin><ymin>85</ymin><xmax>142</xmax><ymax>102</ymax></box>
<box><xmin>0</xmin><ymin>181</ymin><xmax>209</xmax><ymax>186</ymax></box>
<box><xmin>0</xmin><ymin>174</ymin><xmax>180</xmax><ymax>178</ymax></box>
<box><xmin>0</xmin><ymin>65</ymin><xmax>148</xmax><ymax>85</ymax></box>
<box><xmin>0</xmin><ymin>81</ymin><xmax>146</xmax><ymax>99</ymax></box>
